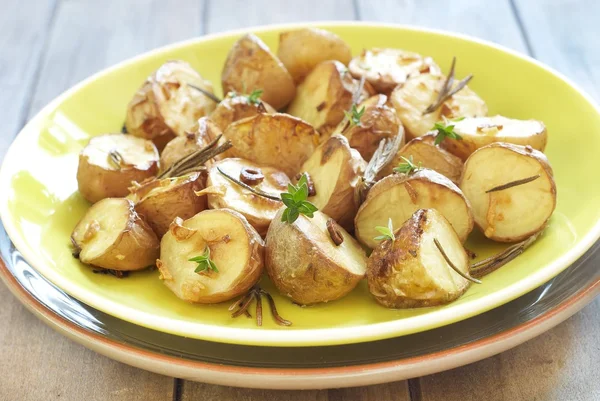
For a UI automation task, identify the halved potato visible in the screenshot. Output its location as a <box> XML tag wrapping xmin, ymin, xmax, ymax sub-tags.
<box><xmin>157</xmin><ymin>209</ymin><xmax>264</xmax><ymax>304</ymax></box>
<box><xmin>130</xmin><ymin>172</ymin><xmax>207</xmax><ymax>237</ymax></box>
<box><xmin>440</xmin><ymin>115</ymin><xmax>548</xmax><ymax>161</ymax></box>
<box><xmin>277</xmin><ymin>27</ymin><xmax>352</xmax><ymax>83</ymax></box>
<box><xmin>390</xmin><ymin>73</ymin><xmax>487</xmax><ymax>140</ymax></box>
<box><xmin>355</xmin><ymin>169</ymin><xmax>474</xmax><ymax>249</ymax></box>
<box><xmin>286</xmin><ymin>60</ymin><xmax>372</xmax><ymax>136</ymax></box>
<box><xmin>298</xmin><ymin>135</ymin><xmax>366</xmax><ymax>231</ymax></box>
<box><xmin>221</xmin><ymin>33</ymin><xmax>296</xmax><ymax>110</ymax></box>
<box><xmin>460</xmin><ymin>143</ymin><xmax>556</xmax><ymax>242</ymax></box>
<box><xmin>209</xmin><ymin>92</ymin><xmax>277</xmax><ymax>132</ymax></box>
<box><xmin>203</xmin><ymin>158</ymin><xmax>289</xmax><ymax>236</ymax></box>
<box><xmin>367</xmin><ymin>208</ymin><xmax>470</xmax><ymax>308</ymax></box>
<box><xmin>265</xmin><ymin>210</ymin><xmax>367</xmax><ymax>305</ymax></box>
<box><xmin>341</xmin><ymin>94</ymin><xmax>404</xmax><ymax>161</ymax></box>
<box><xmin>77</xmin><ymin>134</ymin><xmax>159</xmax><ymax>203</ymax></box>
<box><xmin>125</xmin><ymin>60</ymin><xmax>217</xmax><ymax>150</ymax></box>
<box><xmin>379</xmin><ymin>133</ymin><xmax>463</xmax><ymax>183</ymax></box>
<box><xmin>349</xmin><ymin>48</ymin><xmax>440</xmax><ymax>94</ymax></box>
<box><xmin>222</xmin><ymin>112</ymin><xmax>320</xmax><ymax>177</ymax></box>
<box><xmin>71</xmin><ymin>198</ymin><xmax>159</xmax><ymax>271</ymax></box>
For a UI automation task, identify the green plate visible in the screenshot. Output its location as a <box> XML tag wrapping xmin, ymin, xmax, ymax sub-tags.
<box><xmin>1</xmin><ymin>22</ymin><xmax>599</xmax><ymax>346</ymax></box>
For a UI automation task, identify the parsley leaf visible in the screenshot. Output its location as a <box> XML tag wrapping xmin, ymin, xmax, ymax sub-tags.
<box><xmin>189</xmin><ymin>247</ymin><xmax>219</xmax><ymax>274</ymax></box>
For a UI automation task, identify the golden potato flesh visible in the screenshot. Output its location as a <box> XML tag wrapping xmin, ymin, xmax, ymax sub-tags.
<box><xmin>125</xmin><ymin>60</ymin><xmax>217</xmax><ymax>150</ymax></box>
<box><xmin>71</xmin><ymin>198</ymin><xmax>159</xmax><ymax>271</ymax></box>
<box><xmin>349</xmin><ymin>48</ymin><xmax>440</xmax><ymax>94</ymax></box>
<box><xmin>277</xmin><ymin>28</ymin><xmax>352</xmax><ymax>84</ymax></box>
<box><xmin>222</xmin><ymin>112</ymin><xmax>320</xmax><ymax>177</ymax></box>
<box><xmin>299</xmin><ymin>135</ymin><xmax>366</xmax><ymax>231</ymax></box>
<box><xmin>440</xmin><ymin>115</ymin><xmax>548</xmax><ymax>161</ymax></box>
<box><xmin>157</xmin><ymin>209</ymin><xmax>264</xmax><ymax>304</ymax></box>
<box><xmin>286</xmin><ymin>60</ymin><xmax>371</xmax><ymax>136</ymax></box>
<box><xmin>341</xmin><ymin>94</ymin><xmax>404</xmax><ymax>161</ymax></box>
<box><xmin>209</xmin><ymin>92</ymin><xmax>277</xmax><ymax>132</ymax></box>
<box><xmin>221</xmin><ymin>33</ymin><xmax>296</xmax><ymax>110</ymax></box>
<box><xmin>204</xmin><ymin>158</ymin><xmax>289</xmax><ymax>236</ymax></box>
<box><xmin>131</xmin><ymin>172</ymin><xmax>207</xmax><ymax>237</ymax></box>
<box><xmin>77</xmin><ymin>134</ymin><xmax>159</xmax><ymax>203</ymax></box>
<box><xmin>265</xmin><ymin>210</ymin><xmax>367</xmax><ymax>305</ymax></box>
<box><xmin>390</xmin><ymin>73</ymin><xmax>487</xmax><ymax>140</ymax></box>
<box><xmin>355</xmin><ymin>169</ymin><xmax>474</xmax><ymax>249</ymax></box>
<box><xmin>367</xmin><ymin>208</ymin><xmax>470</xmax><ymax>308</ymax></box>
<box><xmin>379</xmin><ymin>133</ymin><xmax>463</xmax><ymax>184</ymax></box>
<box><xmin>460</xmin><ymin>143</ymin><xmax>556</xmax><ymax>242</ymax></box>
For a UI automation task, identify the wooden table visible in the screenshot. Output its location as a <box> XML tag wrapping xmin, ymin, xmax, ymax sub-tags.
<box><xmin>1</xmin><ymin>1</ymin><xmax>598</xmax><ymax>400</ymax></box>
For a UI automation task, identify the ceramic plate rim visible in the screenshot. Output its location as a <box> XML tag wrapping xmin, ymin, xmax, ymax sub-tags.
<box><xmin>1</xmin><ymin>21</ymin><xmax>600</xmax><ymax>347</ymax></box>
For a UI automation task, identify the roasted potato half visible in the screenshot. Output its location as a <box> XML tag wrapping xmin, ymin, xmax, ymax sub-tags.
<box><xmin>367</xmin><ymin>208</ymin><xmax>470</xmax><ymax>308</ymax></box>
<box><xmin>355</xmin><ymin>169</ymin><xmax>474</xmax><ymax>249</ymax></box>
<box><xmin>277</xmin><ymin>27</ymin><xmax>352</xmax><ymax>84</ymax></box>
<box><xmin>349</xmin><ymin>48</ymin><xmax>440</xmax><ymax>94</ymax></box>
<box><xmin>379</xmin><ymin>133</ymin><xmax>463</xmax><ymax>183</ymax></box>
<box><xmin>130</xmin><ymin>172</ymin><xmax>207</xmax><ymax>237</ymax></box>
<box><xmin>390</xmin><ymin>73</ymin><xmax>487</xmax><ymax>140</ymax></box>
<box><xmin>209</xmin><ymin>91</ymin><xmax>276</xmax><ymax>132</ymax></box>
<box><xmin>265</xmin><ymin>210</ymin><xmax>367</xmax><ymax>305</ymax></box>
<box><xmin>222</xmin><ymin>112</ymin><xmax>320</xmax><ymax>177</ymax></box>
<box><xmin>71</xmin><ymin>198</ymin><xmax>159</xmax><ymax>271</ymax></box>
<box><xmin>440</xmin><ymin>115</ymin><xmax>548</xmax><ymax>161</ymax></box>
<box><xmin>221</xmin><ymin>33</ymin><xmax>296</xmax><ymax>110</ymax></box>
<box><xmin>203</xmin><ymin>158</ymin><xmax>290</xmax><ymax>236</ymax></box>
<box><xmin>299</xmin><ymin>135</ymin><xmax>366</xmax><ymax>231</ymax></box>
<box><xmin>287</xmin><ymin>60</ymin><xmax>371</xmax><ymax>136</ymax></box>
<box><xmin>460</xmin><ymin>143</ymin><xmax>556</xmax><ymax>242</ymax></box>
<box><xmin>125</xmin><ymin>60</ymin><xmax>217</xmax><ymax>150</ymax></box>
<box><xmin>77</xmin><ymin>134</ymin><xmax>159</xmax><ymax>203</ymax></box>
<box><xmin>341</xmin><ymin>94</ymin><xmax>404</xmax><ymax>161</ymax></box>
<box><xmin>157</xmin><ymin>209</ymin><xmax>264</xmax><ymax>304</ymax></box>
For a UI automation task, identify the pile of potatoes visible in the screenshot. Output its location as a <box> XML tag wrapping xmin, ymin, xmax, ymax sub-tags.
<box><xmin>71</xmin><ymin>27</ymin><xmax>556</xmax><ymax>316</ymax></box>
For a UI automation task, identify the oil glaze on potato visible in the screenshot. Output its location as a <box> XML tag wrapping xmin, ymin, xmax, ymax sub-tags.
<box><xmin>355</xmin><ymin>169</ymin><xmax>474</xmax><ymax>249</ymax></box>
<box><xmin>367</xmin><ymin>208</ymin><xmax>470</xmax><ymax>308</ymax></box>
<box><xmin>265</xmin><ymin>210</ymin><xmax>367</xmax><ymax>305</ymax></box>
<box><xmin>125</xmin><ymin>60</ymin><xmax>217</xmax><ymax>150</ymax></box>
<box><xmin>71</xmin><ymin>198</ymin><xmax>159</xmax><ymax>271</ymax></box>
<box><xmin>221</xmin><ymin>33</ymin><xmax>296</xmax><ymax>110</ymax></box>
<box><xmin>460</xmin><ymin>143</ymin><xmax>556</xmax><ymax>242</ymax></box>
<box><xmin>158</xmin><ymin>209</ymin><xmax>264</xmax><ymax>304</ymax></box>
<box><xmin>77</xmin><ymin>134</ymin><xmax>159</xmax><ymax>203</ymax></box>
<box><xmin>209</xmin><ymin>92</ymin><xmax>277</xmax><ymax>132</ymax></box>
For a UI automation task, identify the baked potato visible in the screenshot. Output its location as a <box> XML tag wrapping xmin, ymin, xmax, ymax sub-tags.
<box><xmin>298</xmin><ymin>135</ymin><xmax>366</xmax><ymax>231</ymax></box>
<box><xmin>265</xmin><ymin>209</ymin><xmax>367</xmax><ymax>305</ymax></box>
<box><xmin>460</xmin><ymin>143</ymin><xmax>556</xmax><ymax>242</ymax></box>
<box><xmin>202</xmin><ymin>158</ymin><xmax>290</xmax><ymax>236</ymax></box>
<box><xmin>222</xmin><ymin>112</ymin><xmax>320</xmax><ymax>177</ymax></box>
<box><xmin>157</xmin><ymin>209</ymin><xmax>264</xmax><ymax>303</ymax></box>
<box><xmin>125</xmin><ymin>60</ymin><xmax>217</xmax><ymax>150</ymax></box>
<box><xmin>71</xmin><ymin>198</ymin><xmax>159</xmax><ymax>271</ymax></box>
<box><xmin>349</xmin><ymin>48</ymin><xmax>440</xmax><ymax>94</ymax></box>
<box><xmin>277</xmin><ymin>27</ymin><xmax>352</xmax><ymax>83</ymax></box>
<box><xmin>77</xmin><ymin>133</ymin><xmax>159</xmax><ymax>203</ymax></box>
<box><xmin>355</xmin><ymin>169</ymin><xmax>474</xmax><ymax>249</ymax></box>
<box><xmin>440</xmin><ymin>115</ymin><xmax>547</xmax><ymax>161</ymax></box>
<box><xmin>209</xmin><ymin>91</ymin><xmax>277</xmax><ymax>132</ymax></box>
<box><xmin>367</xmin><ymin>208</ymin><xmax>470</xmax><ymax>308</ymax></box>
<box><xmin>221</xmin><ymin>33</ymin><xmax>295</xmax><ymax>110</ymax></box>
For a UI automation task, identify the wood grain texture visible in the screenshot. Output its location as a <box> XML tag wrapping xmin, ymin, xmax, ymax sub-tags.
<box><xmin>181</xmin><ymin>383</ymin><xmax>329</xmax><ymax>401</ymax></box>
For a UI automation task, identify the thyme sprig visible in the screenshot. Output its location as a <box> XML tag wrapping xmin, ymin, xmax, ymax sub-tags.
<box><xmin>246</xmin><ymin>89</ymin><xmax>263</xmax><ymax>105</ymax></box>
<box><xmin>189</xmin><ymin>246</ymin><xmax>219</xmax><ymax>274</ymax></box>
<box><xmin>280</xmin><ymin>174</ymin><xmax>318</xmax><ymax>224</ymax></box>
<box><xmin>374</xmin><ymin>218</ymin><xmax>396</xmax><ymax>242</ymax></box>
<box><xmin>433</xmin><ymin>117</ymin><xmax>464</xmax><ymax>145</ymax></box>
<box><xmin>344</xmin><ymin>104</ymin><xmax>366</xmax><ymax>127</ymax></box>
<box><xmin>393</xmin><ymin>155</ymin><xmax>421</xmax><ymax>175</ymax></box>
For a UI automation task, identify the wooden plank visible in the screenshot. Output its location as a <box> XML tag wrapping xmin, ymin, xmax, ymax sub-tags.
<box><xmin>181</xmin><ymin>383</ymin><xmax>329</xmax><ymax>401</ymax></box>
<box><xmin>355</xmin><ymin>0</ymin><xmax>528</xmax><ymax>53</ymax></box>
<box><xmin>328</xmin><ymin>382</ymin><xmax>411</xmax><ymax>401</ymax></box>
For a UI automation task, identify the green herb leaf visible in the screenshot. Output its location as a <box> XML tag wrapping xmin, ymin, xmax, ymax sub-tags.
<box><xmin>279</xmin><ymin>173</ymin><xmax>318</xmax><ymax>224</ymax></box>
<box><xmin>432</xmin><ymin>117</ymin><xmax>464</xmax><ymax>145</ymax></box>
<box><xmin>393</xmin><ymin>155</ymin><xmax>421</xmax><ymax>175</ymax></box>
<box><xmin>247</xmin><ymin>89</ymin><xmax>263</xmax><ymax>105</ymax></box>
<box><xmin>189</xmin><ymin>247</ymin><xmax>219</xmax><ymax>273</ymax></box>
<box><xmin>374</xmin><ymin>218</ymin><xmax>396</xmax><ymax>241</ymax></box>
<box><xmin>344</xmin><ymin>104</ymin><xmax>365</xmax><ymax>127</ymax></box>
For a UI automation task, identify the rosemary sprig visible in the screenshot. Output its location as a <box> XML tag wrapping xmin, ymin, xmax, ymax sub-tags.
<box><xmin>189</xmin><ymin>246</ymin><xmax>219</xmax><ymax>274</ymax></box>
<box><xmin>158</xmin><ymin>134</ymin><xmax>232</xmax><ymax>178</ymax></box>
<box><xmin>344</xmin><ymin>104</ymin><xmax>366</xmax><ymax>127</ymax></box>
<box><xmin>393</xmin><ymin>155</ymin><xmax>421</xmax><ymax>175</ymax></box>
<box><xmin>229</xmin><ymin>285</ymin><xmax>292</xmax><ymax>326</ymax></box>
<box><xmin>108</xmin><ymin>150</ymin><xmax>125</xmax><ymax>169</ymax></box>
<box><xmin>374</xmin><ymin>218</ymin><xmax>396</xmax><ymax>241</ymax></box>
<box><xmin>337</xmin><ymin>76</ymin><xmax>366</xmax><ymax>133</ymax></box>
<box><xmin>280</xmin><ymin>174</ymin><xmax>318</xmax><ymax>224</ymax></box>
<box><xmin>357</xmin><ymin>134</ymin><xmax>404</xmax><ymax>203</ymax></box>
<box><xmin>470</xmin><ymin>232</ymin><xmax>541</xmax><ymax>278</ymax></box>
<box><xmin>216</xmin><ymin>167</ymin><xmax>280</xmax><ymax>201</ymax></box>
<box><xmin>485</xmin><ymin>175</ymin><xmax>541</xmax><ymax>193</ymax></box>
<box><xmin>246</xmin><ymin>89</ymin><xmax>263</xmax><ymax>105</ymax></box>
<box><xmin>423</xmin><ymin>57</ymin><xmax>473</xmax><ymax>115</ymax></box>
<box><xmin>433</xmin><ymin>117</ymin><xmax>464</xmax><ymax>145</ymax></box>
<box><xmin>187</xmin><ymin>83</ymin><xmax>222</xmax><ymax>103</ymax></box>
<box><xmin>434</xmin><ymin>238</ymin><xmax>481</xmax><ymax>284</ymax></box>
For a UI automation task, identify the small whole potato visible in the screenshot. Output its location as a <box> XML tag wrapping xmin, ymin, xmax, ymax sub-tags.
<box><xmin>77</xmin><ymin>134</ymin><xmax>159</xmax><ymax>203</ymax></box>
<box><xmin>210</xmin><ymin>91</ymin><xmax>277</xmax><ymax>132</ymax></box>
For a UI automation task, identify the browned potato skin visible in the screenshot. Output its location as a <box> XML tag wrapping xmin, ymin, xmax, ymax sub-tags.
<box><xmin>222</xmin><ymin>33</ymin><xmax>296</xmax><ymax>110</ymax></box>
<box><xmin>277</xmin><ymin>28</ymin><xmax>352</xmax><ymax>84</ymax></box>
<box><xmin>209</xmin><ymin>92</ymin><xmax>277</xmax><ymax>132</ymax></box>
<box><xmin>379</xmin><ymin>133</ymin><xmax>463</xmax><ymax>183</ymax></box>
<box><xmin>342</xmin><ymin>94</ymin><xmax>404</xmax><ymax>161</ymax></box>
<box><xmin>222</xmin><ymin>112</ymin><xmax>320</xmax><ymax>177</ymax></box>
<box><xmin>131</xmin><ymin>172</ymin><xmax>207</xmax><ymax>237</ymax></box>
